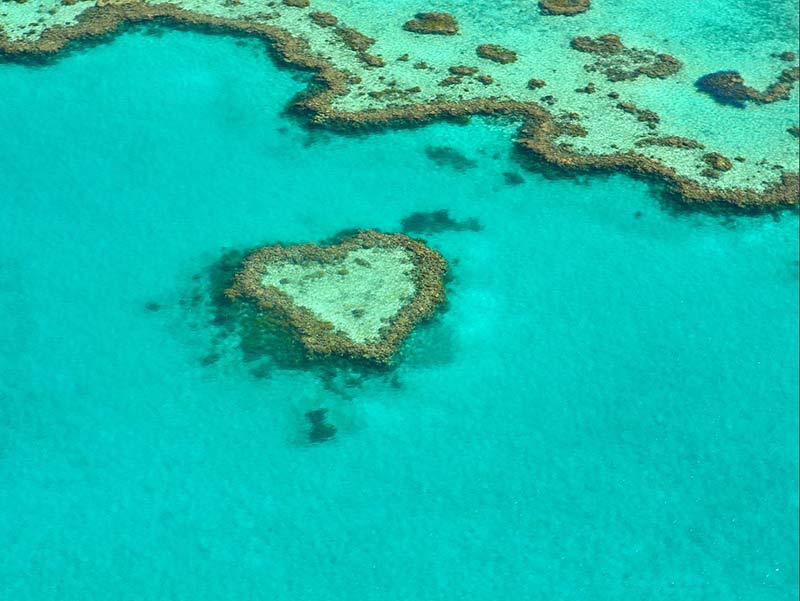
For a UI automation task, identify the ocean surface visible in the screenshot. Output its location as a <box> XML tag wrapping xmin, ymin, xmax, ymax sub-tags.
<box><xmin>1</xmin><ymin>19</ymin><xmax>798</xmax><ymax>601</ymax></box>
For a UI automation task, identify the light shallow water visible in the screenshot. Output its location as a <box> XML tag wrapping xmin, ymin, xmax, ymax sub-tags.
<box><xmin>0</xmin><ymin>26</ymin><xmax>798</xmax><ymax>601</ymax></box>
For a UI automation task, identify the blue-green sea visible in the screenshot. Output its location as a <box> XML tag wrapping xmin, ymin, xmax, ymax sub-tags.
<box><xmin>1</xmin><ymin>20</ymin><xmax>798</xmax><ymax>601</ymax></box>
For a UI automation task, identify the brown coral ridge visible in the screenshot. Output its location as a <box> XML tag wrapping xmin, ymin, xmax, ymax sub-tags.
<box><xmin>309</xmin><ymin>11</ymin><xmax>337</xmax><ymax>27</ymax></box>
<box><xmin>702</xmin><ymin>152</ymin><xmax>733</xmax><ymax>172</ymax></box>
<box><xmin>616</xmin><ymin>101</ymin><xmax>660</xmax><ymax>129</ymax></box>
<box><xmin>539</xmin><ymin>0</ymin><xmax>590</xmax><ymax>16</ymax></box>
<box><xmin>0</xmin><ymin>3</ymin><xmax>797</xmax><ymax>207</ymax></box>
<box><xmin>696</xmin><ymin>68</ymin><xmax>800</xmax><ymax>108</ymax></box>
<box><xmin>403</xmin><ymin>12</ymin><xmax>458</xmax><ymax>35</ymax></box>
<box><xmin>635</xmin><ymin>136</ymin><xmax>705</xmax><ymax>150</ymax></box>
<box><xmin>226</xmin><ymin>231</ymin><xmax>448</xmax><ymax>363</ymax></box>
<box><xmin>571</xmin><ymin>33</ymin><xmax>682</xmax><ymax>81</ymax></box>
<box><xmin>333</xmin><ymin>26</ymin><xmax>384</xmax><ymax>67</ymax></box>
<box><xmin>476</xmin><ymin>44</ymin><xmax>517</xmax><ymax>64</ymax></box>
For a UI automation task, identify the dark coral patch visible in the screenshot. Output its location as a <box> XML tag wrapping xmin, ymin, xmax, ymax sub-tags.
<box><xmin>306</xmin><ymin>408</ymin><xmax>337</xmax><ymax>443</ymax></box>
<box><xmin>403</xmin><ymin>12</ymin><xmax>459</xmax><ymax>35</ymax></box>
<box><xmin>424</xmin><ymin>145</ymin><xmax>477</xmax><ymax>171</ymax></box>
<box><xmin>696</xmin><ymin>68</ymin><xmax>799</xmax><ymax>107</ymax></box>
<box><xmin>571</xmin><ymin>34</ymin><xmax>682</xmax><ymax>81</ymax></box>
<box><xmin>401</xmin><ymin>209</ymin><xmax>482</xmax><ymax>234</ymax></box>
<box><xmin>476</xmin><ymin>44</ymin><xmax>517</xmax><ymax>64</ymax></box>
<box><xmin>539</xmin><ymin>0</ymin><xmax>590</xmax><ymax>16</ymax></box>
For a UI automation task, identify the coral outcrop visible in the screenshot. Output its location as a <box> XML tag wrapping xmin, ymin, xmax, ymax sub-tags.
<box><xmin>696</xmin><ymin>68</ymin><xmax>799</xmax><ymax>107</ymax></box>
<box><xmin>226</xmin><ymin>231</ymin><xmax>447</xmax><ymax>363</ymax></box>
<box><xmin>403</xmin><ymin>12</ymin><xmax>458</xmax><ymax>35</ymax></box>
<box><xmin>539</xmin><ymin>0</ymin><xmax>590</xmax><ymax>16</ymax></box>
<box><xmin>0</xmin><ymin>1</ymin><xmax>796</xmax><ymax>207</ymax></box>
<box><xmin>571</xmin><ymin>34</ymin><xmax>682</xmax><ymax>81</ymax></box>
<box><xmin>476</xmin><ymin>44</ymin><xmax>517</xmax><ymax>64</ymax></box>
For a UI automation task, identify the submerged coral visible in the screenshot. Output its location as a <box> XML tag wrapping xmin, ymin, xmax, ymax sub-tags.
<box><xmin>0</xmin><ymin>0</ymin><xmax>796</xmax><ymax>207</ymax></box>
<box><xmin>539</xmin><ymin>0</ymin><xmax>590</xmax><ymax>16</ymax></box>
<box><xmin>400</xmin><ymin>209</ymin><xmax>483</xmax><ymax>234</ymax></box>
<box><xmin>476</xmin><ymin>44</ymin><xmax>517</xmax><ymax>64</ymax></box>
<box><xmin>226</xmin><ymin>231</ymin><xmax>447</xmax><ymax>363</ymax></box>
<box><xmin>305</xmin><ymin>408</ymin><xmax>337</xmax><ymax>443</ymax></box>
<box><xmin>696</xmin><ymin>68</ymin><xmax>799</xmax><ymax>107</ymax></box>
<box><xmin>424</xmin><ymin>146</ymin><xmax>477</xmax><ymax>171</ymax></box>
<box><xmin>635</xmin><ymin>136</ymin><xmax>705</xmax><ymax>150</ymax></box>
<box><xmin>309</xmin><ymin>11</ymin><xmax>338</xmax><ymax>27</ymax></box>
<box><xmin>571</xmin><ymin>34</ymin><xmax>682</xmax><ymax>81</ymax></box>
<box><xmin>403</xmin><ymin>12</ymin><xmax>458</xmax><ymax>35</ymax></box>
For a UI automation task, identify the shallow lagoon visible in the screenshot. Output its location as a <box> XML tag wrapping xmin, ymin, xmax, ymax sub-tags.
<box><xmin>0</xmin><ymin>26</ymin><xmax>798</xmax><ymax>600</ymax></box>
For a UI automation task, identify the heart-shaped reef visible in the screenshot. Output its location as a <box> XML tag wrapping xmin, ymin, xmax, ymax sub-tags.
<box><xmin>226</xmin><ymin>231</ymin><xmax>448</xmax><ymax>363</ymax></box>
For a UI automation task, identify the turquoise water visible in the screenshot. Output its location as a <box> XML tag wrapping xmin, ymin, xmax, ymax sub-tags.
<box><xmin>1</xmin><ymin>25</ymin><xmax>798</xmax><ymax>601</ymax></box>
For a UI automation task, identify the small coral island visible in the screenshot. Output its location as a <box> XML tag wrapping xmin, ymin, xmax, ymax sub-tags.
<box><xmin>226</xmin><ymin>231</ymin><xmax>447</xmax><ymax>363</ymax></box>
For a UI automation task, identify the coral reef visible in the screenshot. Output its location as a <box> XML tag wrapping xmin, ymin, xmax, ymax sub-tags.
<box><xmin>635</xmin><ymin>136</ymin><xmax>705</xmax><ymax>150</ymax></box>
<box><xmin>449</xmin><ymin>65</ymin><xmax>478</xmax><ymax>76</ymax></box>
<box><xmin>403</xmin><ymin>12</ymin><xmax>458</xmax><ymax>35</ymax></box>
<box><xmin>696</xmin><ymin>68</ymin><xmax>800</xmax><ymax>107</ymax></box>
<box><xmin>616</xmin><ymin>101</ymin><xmax>660</xmax><ymax>129</ymax></box>
<box><xmin>424</xmin><ymin>146</ymin><xmax>477</xmax><ymax>170</ymax></box>
<box><xmin>305</xmin><ymin>408</ymin><xmax>337</xmax><ymax>443</ymax></box>
<box><xmin>476</xmin><ymin>44</ymin><xmax>517</xmax><ymax>64</ymax></box>
<box><xmin>400</xmin><ymin>209</ymin><xmax>482</xmax><ymax>234</ymax></box>
<box><xmin>226</xmin><ymin>231</ymin><xmax>447</xmax><ymax>363</ymax></box>
<box><xmin>309</xmin><ymin>11</ymin><xmax>337</xmax><ymax>27</ymax></box>
<box><xmin>539</xmin><ymin>0</ymin><xmax>590</xmax><ymax>16</ymax></box>
<box><xmin>0</xmin><ymin>1</ymin><xmax>796</xmax><ymax>207</ymax></box>
<box><xmin>702</xmin><ymin>152</ymin><xmax>733</xmax><ymax>172</ymax></box>
<box><xmin>571</xmin><ymin>34</ymin><xmax>682</xmax><ymax>81</ymax></box>
<box><xmin>334</xmin><ymin>26</ymin><xmax>375</xmax><ymax>52</ymax></box>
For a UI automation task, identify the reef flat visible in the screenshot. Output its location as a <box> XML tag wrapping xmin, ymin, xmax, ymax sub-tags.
<box><xmin>226</xmin><ymin>231</ymin><xmax>447</xmax><ymax>363</ymax></box>
<box><xmin>1</xmin><ymin>0</ymin><xmax>798</xmax><ymax>206</ymax></box>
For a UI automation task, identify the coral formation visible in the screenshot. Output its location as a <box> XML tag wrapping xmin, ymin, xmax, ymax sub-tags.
<box><xmin>571</xmin><ymin>34</ymin><xmax>682</xmax><ymax>81</ymax></box>
<box><xmin>400</xmin><ymin>209</ymin><xmax>482</xmax><ymax>234</ymax></box>
<box><xmin>449</xmin><ymin>65</ymin><xmax>478</xmax><ymax>76</ymax></box>
<box><xmin>539</xmin><ymin>0</ymin><xmax>590</xmax><ymax>16</ymax></box>
<box><xmin>702</xmin><ymin>152</ymin><xmax>733</xmax><ymax>172</ymax></box>
<box><xmin>309</xmin><ymin>11</ymin><xmax>337</xmax><ymax>27</ymax></box>
<box><xmin>635</xmin><ymin>136</ymin><xmax>705</xmax><ymax>150</ymax></box>
<box><xmin>305</xmin><ymin>408</ymin><xmax>337</xmax><ymax>443</ymax></box>
<box><xmin>226</xmin><ymin>231</ymin><xmax>447</xmax><ymax>363</ymax></box>
<box><xmin>403</xmin><ymin>12</ymin><xmax>458</xmax><ymax>35</ymax></box>
<box><xmin>0</xmin><ymin>1</ymin><xmax>796</xmax><ymax>207</ymax></box>
<box><xmin>696</xmin><ymin>68</ymin><xmax>800</xmax><ymax>107</ymax></box>
<box><xmin>424</xmin><ymin>146</ymin><xmax>477</xmax><ymax>170</ymax></box>
<box><xmin>476</xmin><ymin>44</ymin><xmax>517</xmax><ymax>64</ymax></box>
<box><xmin>334</xmin><ymin>26</ymin><xmax>375</xmax><ymax>52</ymax></box>
<box><xmin>616</xmin><ymin>101</ymin><xmax>660</xmax><ymax>129</ymax></box>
